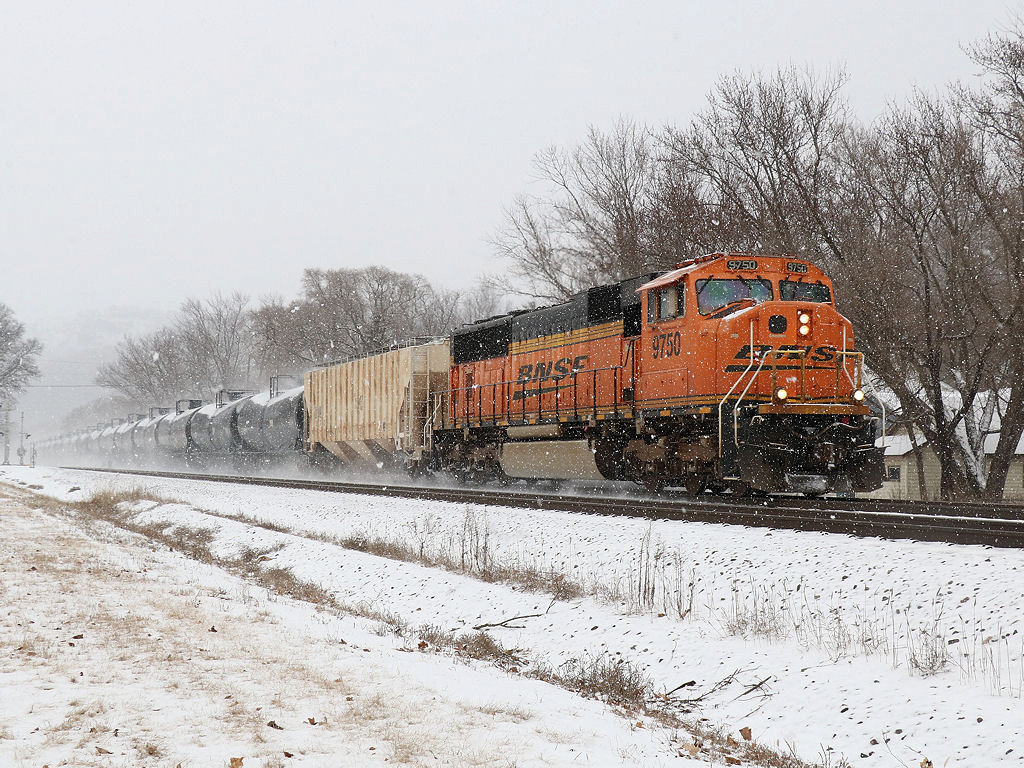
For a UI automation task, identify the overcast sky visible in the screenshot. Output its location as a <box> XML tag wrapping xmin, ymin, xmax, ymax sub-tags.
<box><xmin>1</xmin><ymin>0</ymin><xmax>1018</xmax><ymax>327</ymax></box>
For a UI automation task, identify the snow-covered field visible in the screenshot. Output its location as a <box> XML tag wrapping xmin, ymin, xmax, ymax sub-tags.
<box><xmin>3</xmin><ymin>466</ymin><xmax>1023</xmax><ymax>767</ymax></box>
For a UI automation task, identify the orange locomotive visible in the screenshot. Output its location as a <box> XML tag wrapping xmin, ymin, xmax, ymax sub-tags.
<box><xmin>436</xmin><ymin>252</ymin><xmax>883</xmax><ymax>495</ymax></box>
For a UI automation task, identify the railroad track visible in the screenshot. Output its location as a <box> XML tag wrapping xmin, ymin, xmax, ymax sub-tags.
<box><xmin>59</xmin><ymin>466</ymin><xmax>1024</xmax><ymax>548</ymax></box>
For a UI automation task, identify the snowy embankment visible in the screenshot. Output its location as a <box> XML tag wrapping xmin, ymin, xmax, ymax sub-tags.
<box><xmin>3</xmin><ymin>466</ymin><xmax>1023</xmax><ymax>767</ymax></box>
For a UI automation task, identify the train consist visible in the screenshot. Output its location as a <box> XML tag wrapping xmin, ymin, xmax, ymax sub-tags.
<box><xmin>41</xmin><ymin>253</ymin><xmax>884</xmax><ymax>496</ymax></box>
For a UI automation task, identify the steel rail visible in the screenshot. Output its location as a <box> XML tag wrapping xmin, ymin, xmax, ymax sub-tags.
<box><xmin>56</xmin><ymin>466</ymin><xmax>1024</xmax><ymax>549</ymax></box>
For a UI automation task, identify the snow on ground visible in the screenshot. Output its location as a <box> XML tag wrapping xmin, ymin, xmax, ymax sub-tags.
<box><xmin>4</xmin><ymin>465</ymin><xmax>1024</xmax><ymax>766</ymax></box>
<box><xmin>0</xmin><ymin>486</ymin><xmax>682</xmax><ymax>768</ymax></box>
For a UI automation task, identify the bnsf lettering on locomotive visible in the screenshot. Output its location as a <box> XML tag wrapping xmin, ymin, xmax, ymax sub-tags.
<box><xmin>726</xmin><ymin>259</ymin><xmax>758</xmax><ymax>270</ymax></box>
<box><xmin>733</xmin><ymin>344</ymin><xmax>836</xmax><ymax>362</ymax></box>
<box><xmin>517</xmin><ymin>355</ymin><xmax>588</xmax><ymax>383</ymax></box>
<box><xmin>787</xmin><ymin>262</ymin><xmax>809</xmax><ymax>273</ymax></box>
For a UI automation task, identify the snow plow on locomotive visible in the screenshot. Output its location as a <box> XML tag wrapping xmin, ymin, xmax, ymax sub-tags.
<box><xmin>433</xmin><ymin>253</ymin><xmax>883</xmax><ymax>495</ymax></box>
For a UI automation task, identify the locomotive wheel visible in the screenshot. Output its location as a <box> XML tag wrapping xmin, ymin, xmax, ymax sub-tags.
<box><xmin>683</xmin><ymin>474</ymin><xmax>709</xmax><ymax>496</ymax></box>
<box><xmin>730</xmin><ymin>480</ymin><xmax>751</xmax><ymax>497</ymax></box>
<box><xmin>642</xmin><ymin>474</ymin><xmax>665</xmax><ymax>494</ymax></box>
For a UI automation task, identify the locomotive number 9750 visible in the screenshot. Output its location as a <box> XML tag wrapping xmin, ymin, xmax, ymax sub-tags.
<box><xmin>652</xmin><ymin>331</ymin><xmax>682</xmax><ymax>359</ymax></box>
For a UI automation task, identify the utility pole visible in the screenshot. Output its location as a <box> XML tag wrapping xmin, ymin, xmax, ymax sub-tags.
<box><xmin>17</xmin><ymin>411</ymin><xmax>26</xmax><ymax>466</ymax></box>
<box><xmin>2</xmin><ymin>405</ymin><xmax>10</xmax><ymax>465</ymax></box>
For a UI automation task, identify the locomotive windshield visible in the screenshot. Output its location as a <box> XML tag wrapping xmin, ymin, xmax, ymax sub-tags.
<box><xmin>780</xmin><ymin>279</ymin><xmax>832</xmax><ymax>303</ymax></box>
<box><xmin>695</xmin><ymin>278</ymin><xmax>773</xmax><ymax>315</ymax></box>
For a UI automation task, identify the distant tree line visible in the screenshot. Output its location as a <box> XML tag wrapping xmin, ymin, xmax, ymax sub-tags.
<box><xmin>95</xmin><ymin>267</ymin><xmax>499</xmax><ymax>413</ymax></box>
<box><xmin>494</xmin><ymin>26</ymin><xmax>1024</xmax><ymax>500</ymax></box>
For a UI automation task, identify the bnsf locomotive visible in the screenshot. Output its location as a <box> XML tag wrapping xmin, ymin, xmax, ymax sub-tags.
<box><xmin>432</xmin><ymin>252</ymin><xmax>882</xmax><ymax>495</ymax></box>
<box><xmin>43</xmin><ymin>253</ymin><xmax>883</xmax><ymax>496</ymax></box>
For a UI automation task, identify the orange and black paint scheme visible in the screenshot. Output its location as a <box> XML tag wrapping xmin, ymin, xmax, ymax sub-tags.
<box><xmin>435</xmin><ymin>253</ymin><xmax>883</xmax><ymax>495</ymax></box>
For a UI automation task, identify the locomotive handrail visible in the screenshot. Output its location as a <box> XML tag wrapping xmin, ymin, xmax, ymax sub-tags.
<box><xmin>446</xmin><ymin>362</ymin><xmax>631</xmax><ymax>427</ymax></box>
<box><xmin>835</xmin><ymin>339</ymin><xmax>885</xmax><ymax>446</ymax></box>
<box><xmin>718</xmin><ymin>321</ymin><xmax>757</xmax><ymax>457</ymax></box>
<box><xmin>768</xmin><ymin>345</ymin><xmax>811</xmax><ymax>402</ymax></box>
<box><xmin>733</xmin><ymin>350</ymin><xmax>773</xmax><ymax>448</ymax></box>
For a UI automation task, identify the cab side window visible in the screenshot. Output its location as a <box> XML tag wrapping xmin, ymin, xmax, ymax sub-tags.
<box><xmin>648</xmin><ymin>285</ymin><xmax>685</xmax><ymax>323</ymax></box>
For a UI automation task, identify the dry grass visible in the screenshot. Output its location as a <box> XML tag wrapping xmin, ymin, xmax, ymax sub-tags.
<box><xmin>340</xmin><ymin>531</ymin><xmax>585</xmax><ymax>601</ymax></box>
<box><xmin>39</xmin><ymin>486</ymin><xmax>844</xmax><ymax>766</ymax></box>
<box><xmin>74</xmin><ymin>486</ymin><xmax>167</xmax><ymax>518</ymax></box>
<box><xmin>544</xmin><ymin>654</ymin><xmax>650</xmax><ymax>710</ymax></box>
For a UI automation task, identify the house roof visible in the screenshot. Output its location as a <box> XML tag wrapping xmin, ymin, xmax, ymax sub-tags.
<box><xmin>877</xmin><ymin>431</ymin><xmax>1024</xmax><ymax>457</ymax></box>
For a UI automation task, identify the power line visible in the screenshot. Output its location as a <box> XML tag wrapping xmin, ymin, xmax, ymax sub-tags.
<box><xmin>24</xmin><ymin>384</ymin><xmax>110</xmax><ymax>388</ymax></box>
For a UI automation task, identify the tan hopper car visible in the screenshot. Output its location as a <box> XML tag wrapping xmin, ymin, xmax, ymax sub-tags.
<box><xmin>304</xmin><ymin>341</ymin><xmax>450</xmax><ymax>467</ymax></box>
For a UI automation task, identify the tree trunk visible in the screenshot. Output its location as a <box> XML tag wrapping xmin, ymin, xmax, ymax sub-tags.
<box><xmin>984</xmin><ymin>356</ymin><xmax>1024</xmax><ymax>500</ymax></box>
<box><xmin>907</xmin><ymin>422</ymin><xmax>929</xmax><ymax>501</ymax></box>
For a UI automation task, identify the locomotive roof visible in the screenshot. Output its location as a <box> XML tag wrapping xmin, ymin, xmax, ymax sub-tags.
<box><xmin>638</xmin><ymin>253</ymin><xmax>821</xmax><ymax>292</ymax></box>
<box><xmin>451</xmin><ymin>271</ymin><xmax>657</xmax><ymax>365</ymax></box>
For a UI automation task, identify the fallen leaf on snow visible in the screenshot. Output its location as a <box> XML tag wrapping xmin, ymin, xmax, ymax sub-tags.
<box><xmin>740</xmin><ymin>726</ymin><xmax>752</xmax><ymax>741</ymax></box>
<box><xmin>283</xmin><ymin>752</ymin><xmax>293</xmax><ymax>758</ymax></box>
<box><xmin>229</xmin><ymin>758</ymin><xmax>244</xmax><ymax>768</ymax></box>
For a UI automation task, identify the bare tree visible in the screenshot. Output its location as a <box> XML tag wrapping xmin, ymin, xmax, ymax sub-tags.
<box><xmin>494</xmin><ymin>119</ymin><xmax>664</xmax><ymax>301</ymax></box>
<box><xmin>959</xmin><ymin>22</ymin><xmax>1024</xmax><ymax>498</ymax></box>
<box><xmin>251</xmin><ymin>266</ymin><xmax>462</xmax><ymax>372</ymax></box>
<box><xmin>175</xmin><ymin>292</ymin><xmax>256</xmax><ymax>394</ymax></box>
<box><xmin>663</xmin><ymin>66</ymin><xmax>851</xmax><ymax>259</ymax></box>
<box><xmin>836</xmin><ymin>97</ymin><xmax>1004</xmax><ymax>498</ymax></box>
<box><xmin>97</xmin><ymin>327</ymin><xmax>195</xmax><ymax>406</ymax></box>
<box><xmin>0</xmin><ymin>304</ymin><xmax>41</xmax><ymax>402</ymax></box>
<box><xmin>457</xmin><ymin>280</ymin><xmax>507</xmax><ymax>325</ymax></box>
<box><xmin>98</xmin><ymin>294</ymin><xmax>257</xmax><ymax>405</ymax></box>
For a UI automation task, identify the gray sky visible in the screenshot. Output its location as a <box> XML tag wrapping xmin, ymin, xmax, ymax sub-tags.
<box><xmin>1</xmin><ymin>0</ymin><xmax>1018</xmax><ymax>327</ymax></box>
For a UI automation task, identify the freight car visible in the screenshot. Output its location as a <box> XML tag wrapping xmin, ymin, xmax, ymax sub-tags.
<box><xmin>40</xmin><ymin>253</ymin><xmax>883</xmax><ymax>496</ymax></box>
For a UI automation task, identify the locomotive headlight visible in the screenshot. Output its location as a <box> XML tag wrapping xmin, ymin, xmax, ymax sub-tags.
<box><xmin>799</xmin><ymin>312</ymin><xmax>811</xmax><ymax>324</ymax></box>
<box><xmin>774</xmin><ymin>387</ymin><xmax>788</xmax><ymax>402</ymax></box>
<box><xmin>799</xmin><ymin>324</ymin><xmax>811</xmax><ymax>336</ymax></box>
<box><xmin>853</xmin><ymin>388</ymin><xmax>865</xmax><ymax>402</ymax></box>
